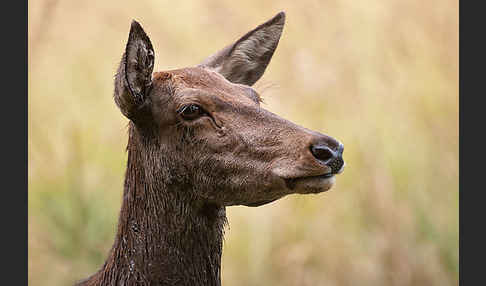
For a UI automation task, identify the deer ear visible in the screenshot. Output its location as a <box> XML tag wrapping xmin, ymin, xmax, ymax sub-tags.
<box><xmin>114</xmin><ymin>20</ymin><xmax>155</xmax><ymax>120</ymax></box>
<box><xmin>199</xmin><ymin>12</ymin><xmax>285</xmax><ymax>86</ymax></box>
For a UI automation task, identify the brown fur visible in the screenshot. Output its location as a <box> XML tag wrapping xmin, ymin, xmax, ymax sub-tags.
<box><xmin>76</xmin><ymin>12</ymin><xmax>344</xmax><ymax>286</ymax></box>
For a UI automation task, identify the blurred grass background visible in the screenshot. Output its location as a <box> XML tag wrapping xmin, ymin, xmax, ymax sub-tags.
<box><xmin>28</xmin><ymin>0</ymin><xmax>458</xmax><ymax>285</ymax></box>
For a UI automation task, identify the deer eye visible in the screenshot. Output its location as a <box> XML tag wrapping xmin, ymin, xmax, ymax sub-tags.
<box><xmin>178</xmin><ymin>104</ymin><xmax>206</xmax><ymax>120</ymax></box>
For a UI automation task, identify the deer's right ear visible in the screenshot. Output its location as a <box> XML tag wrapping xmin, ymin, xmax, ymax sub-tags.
<box><xmin>114</xmin><ymin>20</ymin><xmax>155</xmax><ymax>120</ymax></box>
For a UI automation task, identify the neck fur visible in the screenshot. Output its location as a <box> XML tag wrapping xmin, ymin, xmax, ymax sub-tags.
<box><xmin>77</xmin><ymin>125</ymin><xmax>227</xmax><ymax>286</ymax></box>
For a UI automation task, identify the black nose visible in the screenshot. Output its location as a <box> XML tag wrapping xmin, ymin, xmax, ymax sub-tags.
<box><xmin>310</xmin><ymin>143</ymin><xmax>344</xmax><ymax>173</ymax></box>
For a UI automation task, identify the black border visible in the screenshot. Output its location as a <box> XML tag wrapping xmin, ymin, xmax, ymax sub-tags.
<box><xmin>459</xmin><ymin>1</ymin><xmax>483</xmax><ymax>285</ymax></box>
<box><xmin>3</xmin><ymin>0</ymin><xmax>27</xmax><ymax>283</ymax></box>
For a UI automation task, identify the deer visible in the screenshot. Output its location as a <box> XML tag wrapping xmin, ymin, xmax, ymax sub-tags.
<box><xmin>76</xmin><ymin>11</ymin><xmax>344</xmax><ymax>286</ymax></box>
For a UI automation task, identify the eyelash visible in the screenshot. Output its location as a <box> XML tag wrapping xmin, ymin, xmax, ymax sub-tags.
<box><xmin>177</xmin><ymin>104</ymin><xmax>207</xmax><ymax>120</ymax></box>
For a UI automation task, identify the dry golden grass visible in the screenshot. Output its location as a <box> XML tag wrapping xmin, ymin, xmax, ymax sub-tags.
<box><xmin>29</xmin><ymin>0</ymin><xmax>458</xmax><ymax>285</ymax></box>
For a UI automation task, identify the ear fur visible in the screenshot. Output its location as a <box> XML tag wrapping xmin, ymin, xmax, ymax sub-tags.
<box><xmin>199</xmin><ymin>12</ymin><xmax>285</xmax><ymax>86</ymax></box>
<box><xmin>114</xmin><ymin>20</ymin><xmax>155</xmax><ymax>120</ymax></box>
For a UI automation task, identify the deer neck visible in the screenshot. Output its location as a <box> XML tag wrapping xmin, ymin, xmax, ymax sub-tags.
<box><xmin>87</xmin><ymin>128</ymin><xmax>227</xmax><ymax>286</ymax></box>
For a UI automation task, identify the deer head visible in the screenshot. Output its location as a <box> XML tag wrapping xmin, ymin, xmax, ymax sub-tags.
<box><xmin>114</xmin><ymin>12</ymin><xmax>344</xmax><ymax>208</ymax></box>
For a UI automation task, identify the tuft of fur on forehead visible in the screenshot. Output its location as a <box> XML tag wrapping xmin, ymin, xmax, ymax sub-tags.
<box><xmin>152</xmin><ymin>71</ymin><xmax>173</xmax><ymax>82</ymax></box>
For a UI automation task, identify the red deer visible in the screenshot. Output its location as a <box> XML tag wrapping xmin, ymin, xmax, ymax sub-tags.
<box><xmin>76</xmin><ymin>11</ymin><xmax>344</xmax><ymax>286</ymax></box>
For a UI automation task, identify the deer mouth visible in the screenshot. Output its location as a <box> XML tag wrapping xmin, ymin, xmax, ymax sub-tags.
<box><xmin>284</xmin><ymin>173</ymin><xmax>337</xmax><ymax>194</ymax></box>
<box><xmin>243</xmin><ymin>166</ymin><xmax>344</xmax><ymax>207</ymax></box>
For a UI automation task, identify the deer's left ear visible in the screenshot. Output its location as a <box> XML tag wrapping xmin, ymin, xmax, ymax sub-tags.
<box><xmin>199</xmin><ymin>12</ymin><xmax>285</xmax><ymax>86</ymax></box>
<box><xmin>114</xmin><ymin>20</ymin><xmax>154</xmax><ymax>120</ymax></box>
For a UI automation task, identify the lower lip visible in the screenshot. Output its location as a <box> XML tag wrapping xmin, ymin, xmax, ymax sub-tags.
<box><xmin>285</xmin><ymin>175</ymin><xmax>336</xmax><ymax>193</ymax></box>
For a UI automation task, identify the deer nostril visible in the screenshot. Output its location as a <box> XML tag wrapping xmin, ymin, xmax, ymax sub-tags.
<box><xmin>310</xmin><ymin>145</ymin><xmax>335</xmax><ymax>163</ymax></box>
